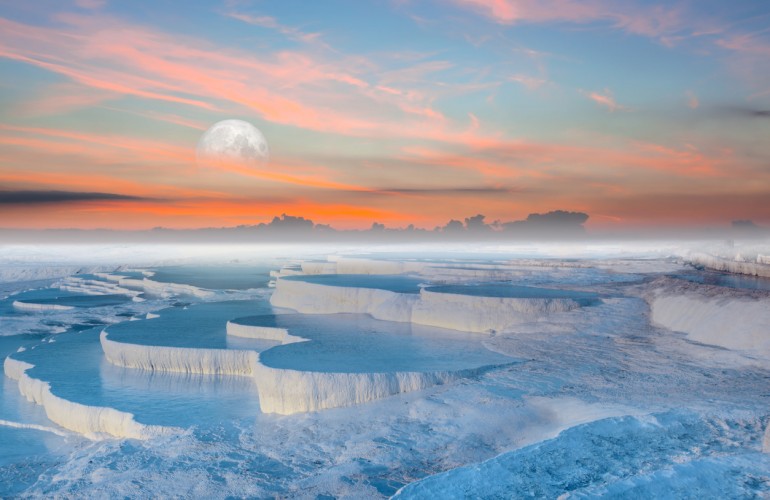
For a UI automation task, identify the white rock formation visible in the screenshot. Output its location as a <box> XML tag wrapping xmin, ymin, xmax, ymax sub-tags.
<box><xmin>301</xmin><ymin>261</ymin><xmax>338</xmax><ymax>274</ymax></box>
<box><xmin>3</xmin><ymin>356</ymin><xmax>178</xmax><ymax>440</ymax></box>
<box><xmin>100</xmin><ymin>331</ymin><xmax>494</xmax><ymax>415</ymax></box>
<box><xmin>94</xmin><ymin>273</ymin><xmax>214</xmax><ymax>299</ymax></box>
<box><xmin>119</xmin><ymin>278</ymin><xmax>214</xmax><ymax>299</ymax></box>
<box><xmin>59</xmin><ymin>276</ymin><xmax>141</xmax><ymax>297</ymax></box>
<box><xmin>270</xmin><ymin>278</ymin><xmax>419</xmax><ymax>323</ymax></box>
<box><xmin>251</xmin><ymin>364</ymin><xmax>479</xmax><ymax>415</ymax></box>
<box><xmin>412</xmin><ymin>289</ymin><xmax>584</xmax><ymax>333</ymax></box>
<box><xmin>687</xmin><ymin>252</ymin><xmax>770</xmax><ymax>278</ymax></box>
<box><xmin>12</xmin><ymin>300</ymin><xmax>74</xmax><ymax>312</ymax></box>
<box><xmin>101</xmin><ymin>332</ymin><xmax>256</xmax><ymax>375</ymax></box>
<box><xmin>647</xmin><ymin>278</ymin><xmax>770</xmax><ymax>359</ymax></box>
<box><xmin>226</xmin><ymin>321</ymin><xmax>308</xmax><ymax>344</ymax></box>
<box><xmin>270</xmin><ymin>278</ymin><xmax>588</xmax><ymax>334</ymax></box>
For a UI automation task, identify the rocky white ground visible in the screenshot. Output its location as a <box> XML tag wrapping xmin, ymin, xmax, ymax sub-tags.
<box><xmin>0</xmin><ymin>241</ymin><xmax>768</xmax><ymax>497</ymax></box>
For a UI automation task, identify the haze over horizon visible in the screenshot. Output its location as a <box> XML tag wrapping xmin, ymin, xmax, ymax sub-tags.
<box><xmin>1</xmin><ymin>0</ymin><xmax>769</xmax><ymax>231</ymax></box>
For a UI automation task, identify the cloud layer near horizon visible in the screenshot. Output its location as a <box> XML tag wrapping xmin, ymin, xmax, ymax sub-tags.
<box><xmin>0</xmin><ymin>0</ymin><xmax>768</xmax><ymax>230</ymax></box>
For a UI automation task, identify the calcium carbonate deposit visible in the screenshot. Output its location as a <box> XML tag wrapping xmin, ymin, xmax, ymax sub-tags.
<box><xmin>1</xmin><ymin>243</ymin><xmax>769</xmax><ymax>497</ymax></box>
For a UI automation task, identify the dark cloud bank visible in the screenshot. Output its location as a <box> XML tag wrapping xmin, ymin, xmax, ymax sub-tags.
<box><xmin>0</xmin><ymin>190</ymin><xmax>148</xmax><ymax>205</ymax></box>
<box><xmin>1</xmin><ymin>210</ymin><xmax>766</xmax><ymax>243</ymax></box>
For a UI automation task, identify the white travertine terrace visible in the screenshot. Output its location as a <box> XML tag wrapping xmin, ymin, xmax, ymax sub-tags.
<box><xmin>270</xmin><ymin>278</ymin><xmax>587</xmax><ymax>334</ymax></box>
<box><xmin>94</xmin><ymin>273</ymin><xmax>215</xmax><ymax>299</ymax></box>
<box><xmin>225</xmin><ymin>321</ymin><xmax>308</xmax><ymax>344</ymax></box>
<box><xmin>100</xmin><ymin>331</ymin><xmax>493</xmax><ymax>416</ymax></box>
<box><xmin>647</xmin><ymin>278</ymin><xmax>770</xmax><ymax>359</ymax></box>
<box><xmin>101</xmin><ymin>332</ymin><xmax>256</xmax><ymax>376</ymax></box>
<box><xmin>12</xmin><ymin>301</ymin><xmax>74</xmax><ymax>312</ymax></box>
<box><xmin>3</xmin><ymin>356</ymin><xmax>179</xmax><ymax>440</ymax></box>
<box><xmin>412</xmin><ymin>288</ymin><xmax>586</xmax><ymax>333</ymax></box>
<box><xmin>686</xmin><ymin>252</ymin><xmax>770</xmax><ymax>278</ymax></box>
<box><xmin>269</xmin><ymin>277</ymin><xmax>419</xmax><ymax>322</ymax></box>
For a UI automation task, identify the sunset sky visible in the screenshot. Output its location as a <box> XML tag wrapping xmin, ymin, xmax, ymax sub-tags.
<box><xmin>1</xmin><ymin>0</ymin><xmax>769</xmax><ymax>230</ymax></box>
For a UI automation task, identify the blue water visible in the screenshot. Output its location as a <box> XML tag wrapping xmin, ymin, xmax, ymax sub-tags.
<box><xmin>235</xmin><ymin>314</ymin><xmax>514</xmax><ymax>373</ymax></box>
<box><xmin>15</xmin><ymin>294</ymin><xmax>131</xmax><ymax>308</ymax></box>
<box><xmin>344</xmin><ymin>252</ymin><xmax>518</xmax><ymax>262</ymax></box>
<box><xmin>112</xmin><ymin>270</ymin><xmax>147</xmax><ymax>280</ymax></box>
<box><xmin>149</xmin><ymin>265</ymin><xmax>273</xmax><ymax>290</ymax></box>
<box><xmin>281</xmin><ymin>274</ymin><xmax>425</xmax><ymax>293</ymax></box>
<box><xmin>674</xmin><ymin>270</ymin><xmax>770</xmax><ymax>292</ymax></box>
<box><xmin>2</xmin><ymin>256</ymin><xmax>770</xmax><ymax>498</ymax></box>
<box><xmin>105</xmin><ymin>299</ymin><xmax>273</xmax><ymax>349</ymax></box>
<box><xmin>426</xmin><ymin>283</ymin><xmax>600</xmax><ymax>301</ymax></box>
<box><xmin>0</xmin><ymin>333</ymin><xmax>85</xmax><ymax>495</ymax></box>
<box><xmin>11</xmin><ymin>328</ymin><xmax>261</xmax><ymax>429</ymax></box>
<box><xmin>0</xmin><ymin>282</ymin><xmax>140</xmax><ymax>337</ymax></box>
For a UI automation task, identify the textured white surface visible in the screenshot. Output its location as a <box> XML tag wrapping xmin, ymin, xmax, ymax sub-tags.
<box><xmin>12</xmin><ymin>301</ymin><xmax>74</xmax><ymax>312</ymax></box>
<box><xmin>413</xmin><ymin>289</ymin><xmax>583</xmax><ymax>333</ymax></box>
<box><xmin>270</xmin><ymin>278</ymin><xmax>419</xmax><ymax>323</ymax></box>
<box><xmin>271</xmin><ymin>278</ymin><xmax>584</xmax><ymax>334</ymax></box>
<box><xmin>100</xmin><ymin>331</ymin><xmax>486</xmax><ymax>415</ymax></box>
<box><xmin>114</xmin><ymin>277</ymin><xmax>214</xmax><ymax>299</ymax></box>
<box><xmin>649</xmin><ymin>281</ymin><xmax>770</xmax><ymax>358</ymax></box>
<box><xmin>225</xmin><ymin>322</ymin><xmax>308</xmax><ymax>344</ymax></box>
<box><xmin>101</xmin><ymin>332</ymin><xmax>256</xmax><ymax>375</ymax></box>
<box><xmin>252</xmin><ymin>364</ymin><xmax>476</xmax><ymax>415</ymax></box>
<box><xmin>3</xmin><ymin>356</ymin><xmax>177</xmax><ymax>440</ymax></box>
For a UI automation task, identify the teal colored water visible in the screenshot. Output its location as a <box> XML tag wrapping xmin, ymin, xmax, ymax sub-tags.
<box><xmin>236</xmin><ymin>314</ymin><xmax>514</xmax><ymax>373</ymax></box>
<box><xmin>426</xmin><ymin>283</ymin><xmax>600</xmax><ymax>301</ymax></box>
<box><xmin>105</xmin><ymin>299</ymin><xmax>273</xmax><ymax>349</ymax></box>
<box><xmin>12</xmin><ymin>328</ymin><xmax>261</xmax><ymax>429</ymax></box>
<box><xmin>149</xmin><ymin>265</ymin><xmax>274</xmax><ymax>290</ymax></box>
<box><xmin>673</xmin><ymin>270</ymin><xmax>770</xmax><ymax>291</ymax></box>
<box><xmin>282</xmin><ymin>274</ymin><xmax>425</xmax><ymax>293</ymax></box>
<box><xmin>3</xmin><ymin>257</ymin><xmax>770</xmax><ymax>498</ymax></box>
<box><xmin>113</xmin><ymin>271</ymin><xmax>147</xmax><ymax>279</ymax></box>
<box><xmin>15</xmin><ymin>294</ymin><xmax>131</xmax><ymax>308</ymax></box>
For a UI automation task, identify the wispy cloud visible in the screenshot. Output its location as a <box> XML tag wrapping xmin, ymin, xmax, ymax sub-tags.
<box><xmin>685</xmin><ymin>90</ymin><xmax>699</xmax><ymax>109</ymax></box>
<box><xmin>580</xmin><ymin>89</ymin><xmax>630</xmax><ymax>112</ymax></box>
<box><xmin>376</xmin><ymin>186</ymin><xmax>518</xmax><ymax>195</ymax></box>
<box><xmin>450</xmin><ymin>0</ymin><xmax>684</xmax><ymax>39</ymax></box>
<box><xmin>0</xmin><ymin>14</ymin><xmax>495</xmax><ymax>145</ymax></box>
<box><xmin>1</xmin><ymin>3</ymin><xmax>767</xmax><ymax>230</ymax></box>
<box><xmin>224</xmin><ymin>12</ymin><xmax>327</xmax><ymax>46</ymax></box>
<box><xmin>447</xmin><ymin>0</ymin><xmax>760</xmax><ymax>51</ymax></box>
<box><xmin>508</xmin><ymin>74</ymin><xmax>548</xmax><ymax>89</ymax></box>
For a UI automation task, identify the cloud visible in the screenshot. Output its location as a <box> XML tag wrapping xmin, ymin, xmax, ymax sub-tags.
<box><xmin>224</xmin><ymin>12</ymin><xmax>327</xmax><ymax>46</ymax></box>
<box><xmin>728</xmin><ymin>107</ymin><xmax>770</xmax><ymax>118</ymax></box>
<box><xmin>508</xmin><ymin>74</ymin><xmax>549</xmax><ymax>89</ymax></box>
<box><xmin>376</xmin><ymin>186</ymin><xmax>518</xmax><ymax>195</ymax></box>
<box><xmin>0</xmin><ymin>124</ymin><xmax>192</xmax><ymax>165</ymax></box>
<box><xmin>0</xmin><ymin>15</ymin><xmax>478</xmax><ymax>141</ymax></box>
<box><xmin>0</xmin><ymin>190</ymin><xmax>149</xmax><ymax>205</ymax></box>
<box><xmin>580</xmin><ymin>89</ymin><xmax>630</xmax><ymax>112</ymax></box>
<box><xmin>685</xmin><ymin>90</ymin><xmax>699</xmax><ymax>109</ymax></box>
<box><xmin>710</xmin><ymin>106</ymin><xmax>770</xmax><ymax>119</ymax></box>
<box><xmin>502</xmin><ymin>210</ymin><xmax>589</xmax><ymax>233</ymax></box>
<box><xmin>450</xmin><ymin>0</ymin><xmax>684</xmax><ymax>37</ymax></box>
<box><xmin>592</xmin><ymin>191</ymin><xmax>770</xmax><ymax>225</ymax></box>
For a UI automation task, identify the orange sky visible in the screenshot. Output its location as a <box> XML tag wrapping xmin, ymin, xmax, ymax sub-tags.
<box><xmin>1</xmin><ymin>1</ymin><xmax>769</xmax><ymax>231</ymax></box>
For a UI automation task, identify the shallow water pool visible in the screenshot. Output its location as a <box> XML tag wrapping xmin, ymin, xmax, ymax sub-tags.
<box><xmin>234</xmin><ymin>313</ymin><xmax>514</xmax><ymax>373</ymax></box>
<box><xmin>281</xmin><ymin>274</ymin><xmax>426</xmax><ymax>294</ymax></box>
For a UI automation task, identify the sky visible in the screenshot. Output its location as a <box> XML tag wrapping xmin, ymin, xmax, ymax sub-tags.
<box><xmin>0</xmin><ymin>0</ymin><xmax>769</xmax><ymax>231</ymax></box>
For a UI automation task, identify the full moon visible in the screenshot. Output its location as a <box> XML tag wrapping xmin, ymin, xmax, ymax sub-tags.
<box><xmin>196</xmin><ymin>119</ymin><xmax>269</xmax><ymax>168</ymax></box>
